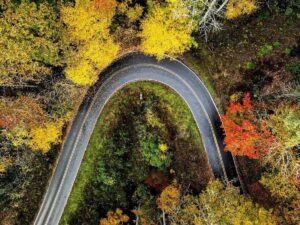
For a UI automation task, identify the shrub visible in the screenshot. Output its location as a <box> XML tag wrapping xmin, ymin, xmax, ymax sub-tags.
<box><xmin>245</xmin><ymin>61</ymin><xmax>256</xmax><ymax>70</ymax></box>
<box><xmin>139</xmin><ymin>131</ymin><xmax>172</xmax><ymax>170</ymax></box>
<box><xmin>259</xmin><ymin>43</ymin><xmax>274</xmax><ymax>56</ymax></box>
<box><xmin>286</xmin><ymin>61</ymin><xmax>300</xmax><ymax>83</ymax></box>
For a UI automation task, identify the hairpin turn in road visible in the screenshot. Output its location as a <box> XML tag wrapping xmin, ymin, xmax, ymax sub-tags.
<box><xmin>34</xmin><ymin>53</ymin><xmax>238</xmax><ymax>225</ymax></box>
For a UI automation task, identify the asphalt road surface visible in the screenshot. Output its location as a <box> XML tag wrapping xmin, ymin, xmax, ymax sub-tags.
<box><xmin>34</xmin><ymin>53</ymin><xmax>238</xmax><ymax>225</ymax></box>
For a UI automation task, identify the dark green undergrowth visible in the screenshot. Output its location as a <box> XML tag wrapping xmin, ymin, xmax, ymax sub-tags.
<box><xmin>60</xmin><ymin>81</ymin><xmax>211</xmax><ymax>225</ymax></box>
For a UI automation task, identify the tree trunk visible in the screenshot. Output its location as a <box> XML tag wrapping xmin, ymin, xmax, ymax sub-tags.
<box><xmin>162</xmin><ymin>210</ymin><xmax>166</xmax><ymax>225</ymax></box>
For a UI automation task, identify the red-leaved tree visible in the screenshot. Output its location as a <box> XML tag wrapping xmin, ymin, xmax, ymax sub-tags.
<box><xmin>221</xmin><ymin>93</ymin><xmax>273</xmax><ymax>159</ymax></box>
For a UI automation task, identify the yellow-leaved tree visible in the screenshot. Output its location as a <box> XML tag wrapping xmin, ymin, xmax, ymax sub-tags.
<box><xmin>0</xmin><ymin>96</ymin><xmax>66</xmax><ymax>153</ymax></box>
<box><xmin>225</xmin><ymin>0</ymin><xmax>257</xmax><ymax>19</ymax></box>
<box><xmin>62</xmin><ymin>0</ymin><xmax>120</xmax><ymax>86</ymax></box>
<box><xmin>28</xmin><ymin>119</ymin><xmax>64</xmax><ymax>153</ymax></box>
<box><xmin>0</xmin><ymin>157</ymin><xmax>11</xmax><ymax>174</ymax></box>
<box><xmin>140</xmin><ymin>0</ymin><xmax>196</xmax><ymax>60</ymax></box>
<box><xmin>0</xmin><ymin>1</ymin><xmax>62</xmax><ymax>84</ymax></box>
<box><xmin>171</xmin><ymin>180</ymin><xmax>278</xmax><ymax>225</ymax></box>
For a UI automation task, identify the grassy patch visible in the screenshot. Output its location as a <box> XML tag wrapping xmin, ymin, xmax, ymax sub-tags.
<box><xmin>60</xmin><ymin>81</ymin><xmax>208</xmax><ymax>225</ymax></box>
<box><xmin>181</xmin><ymin>52</ymin><xmax>222</xmax><ymax>113</ymax></box>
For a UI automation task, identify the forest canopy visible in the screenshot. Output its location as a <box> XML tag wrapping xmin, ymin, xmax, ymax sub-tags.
<box><xmin>0</xmin><ymin>0</ymin><xmax>299</xmax><ymax>225</ymax></box>
<box><xmin>0</xmin><ymin>0</ymin><xmax>258</xmax><ymax>86</ymax></box>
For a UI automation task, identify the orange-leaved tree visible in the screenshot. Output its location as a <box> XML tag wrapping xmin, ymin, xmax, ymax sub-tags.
<box><xmin>100</xmin><ymin>208</ymin><xmax>129</xmax><ymax>225</ymax></box>
<box><xmin>92</xmin><ymin>0</ymin><xmax>117</xmax><ymax>13</ymax></box>
<box><xmin>156</xmin><ymin>184</ymin><xmax>180</xmax><ymax>225</ymax></box>
<box><xmin>221</xmin><ymin>92</ymin><xmax>273</xmax><ymax>159</ymax></box>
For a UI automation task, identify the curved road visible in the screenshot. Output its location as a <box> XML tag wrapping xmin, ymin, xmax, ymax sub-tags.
<box><xmin>34</xmin><ymin>53</ymin><xmax>238</xmax><ymax>225</ymax></box>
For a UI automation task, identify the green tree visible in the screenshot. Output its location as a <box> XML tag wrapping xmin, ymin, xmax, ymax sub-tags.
<box><xmin>0</xmin><ymin>1</ymin><xmax>62</xmax><ymax>84</ymax></box>
<box><xmin>261</xmin><ymin>104</ymin><xmax>299</xmax><ymax>180</ymax></box>
<box><xmin>268</xmin><ymin>104</ymin><xmax>300</xmax><ymax>150</ymax></box>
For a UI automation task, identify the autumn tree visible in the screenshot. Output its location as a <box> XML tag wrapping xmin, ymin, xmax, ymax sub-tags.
<box><xmin>140</xmin><ymin>0</ymin><xmax>196</xmax><ymax>60</ymax></box>
<box><xmin>171</xmin><ymin>180</ymin><xmax>278</xmax><ymax>225</ymax></box>
<box><xmin>156</xmin><ymin>184</ymin><xmax>180</xmax><ymax>225</ymax></box>
<box><xmin>268</xmin><ymin>104</ymin><xmax>300</xmax><ymax>150</ymax></box>
<box><xmin>221</xmin><ymin>92</ymin><xmax>273</xmax><ymax>159</ymax></box>
<box><xmin>0</xmin><ymin>96</ymin><xmax>47</xmax><ymax>131</ymax></box>
<box><xmin>185</xmin><ymin>0</ymin><xmax>257</xmax><ymax>37</ymax></box>
<box><xmin>93</xmin><ymin>0</ymin><xmax>117</xmax><ymax>12</ymax></box>
<box><xmin>262</xmin><ymin>104</ymin><xmax>300</xmax><ymax>178</ymax></box>
<box><xmin>0</xmin><ymin>96</ymin><xmax>64</xmax><ymax>153</ymax></box>
<box><xmin>186</xmin><ymin>0</ymin><xmax>226</xmax><ymax>36</ymax></box>
<box><xmin>62</xmin><ymin>0</ymin><xmax>119</xmax><ymax>85</ymax></box>
<box><xmin>0</xmin><ymin>1</ymin><xmax>62</xmax><ymax>84</ymax></box>
<box><xmin>259</xmin><ymin>104</ymin><xmax>300</xmax><ymax>224</ymax></box>
<box><xmin>132</xmin><ymin>208</ymin><xmax>151</xmax><ymax>225</ymax></box>
<box><xmin>260</xmin><ymin>172</ymin><xmax>300</xmax><ymax>224</ymax></box>
<box><xmin>0</xmin><ymin>156</ymin><xmax>11</xmax><ymax>174</ymax></box>
<box><xmin>100</xmin><ymin>208</ymin><xmax>129</xmax><ymax>225</ymax></box>
<box><xmin>225</xmin><ymin>0</ymin><xmax>257</xmax><ymax>19</ymax></box>
<box><xmin>27</xmin><ymin>119</ymin><xmax>64</xmax><ymax>153</ymax></box>
<box><xmin>39</xmin><ymin>79</ymin><xmax>81</xmax><ymax>119</ymax></box>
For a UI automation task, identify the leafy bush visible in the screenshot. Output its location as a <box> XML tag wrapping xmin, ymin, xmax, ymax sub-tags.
<box><xmin>258</xmin><ymin>42</ymin><xmax>280</xmax><ymax>57</ymax></box>
<box><xmin>245</xmin><ymin>61</ymin><xmax>256</xmax><ymax>70</ymax></box>
<box><xmin>286</xmin><ymin>61</ymin><xmax>300</xmax><ymax>83</ymax></box>
<box><xmin>139</xmin><ymin>126</ymin><xmax>172</xmax><ymax>170</ymax></box>
<box><xmin>259</xmin><ymin>44</ymin><xmax>274</xmax><ymax>56</ymax></box>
